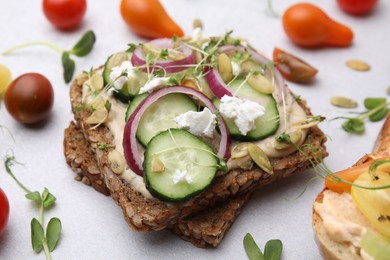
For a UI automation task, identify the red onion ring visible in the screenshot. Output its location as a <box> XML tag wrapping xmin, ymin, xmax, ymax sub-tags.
<box><xmin>131</xmin><ymin>38</ymin><xmax>195</xmax><ymax>74</ymax></box>
<box><xmin>205</xmin><ymin>45</ymin><xmax>286</xmax><ymax>102</ymax></box>
<box><xmin>123</xmin><ymin>86</ymin><xmax>231</xmax><ymax>176</ymax></box>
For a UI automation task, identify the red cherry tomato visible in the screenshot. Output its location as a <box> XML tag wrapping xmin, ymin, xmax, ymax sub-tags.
<box><xmin>42</xmin><ymin>0</ymin><xmax>87</xmax><ymax>30</ymax></box>
<box><xmin>4</xmin><ymin>73</ymin><xmax>54</xmax><ymax>124</ymax></box>
<box><xmin>337</xmin><ymin>0</ymin><xmax>378</xmax><ymax>15</ymax></box>
<box><xmin>273</xmin><ymin>48</ymin><xmax>318</xmax><ymax>83</ymax></box>
<box><xmin>0</xmin><ymin>188</ymin><xmax>9</xmax><ymax>237</ymax></box>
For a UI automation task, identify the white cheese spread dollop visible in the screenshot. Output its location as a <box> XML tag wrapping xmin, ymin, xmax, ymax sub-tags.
<box><xmin>173</xmin><ymin>170</ymin><xmax>193</xmax><ymax>184</ymax></box>
<box><xmin>219</xmin><ymin>95</ymin><xmax>265</xmax><ymax>135</ymax></box>
<box><xmin>139</xmin><ymin>77</ymin><xmax>170</xmax><ymax>94</ymax></box>
<box><xmin>175</xmin><ymin>108</ymin><xmax>216</xmax><ymax>138</ymax></box>
<box><xmin>109</xmin><ymin>61</ymin><xmax>136</xmax><ymax>90</ymax></box>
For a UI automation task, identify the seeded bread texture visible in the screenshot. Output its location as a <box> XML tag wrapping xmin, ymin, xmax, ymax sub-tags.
<box><xmin>64</xmin><ymin>121</ymin><xmax>253</xmax><ymax>247</ymax></box>
<box><xmin>68</xmin><ymin>76</ymin><xmax>328</xmax><ymax>233</ymax></box>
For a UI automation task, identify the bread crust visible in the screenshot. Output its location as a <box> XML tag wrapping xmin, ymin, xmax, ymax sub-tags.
<box><xmin>312</xmin><ymin>112</ymin><xmax>390</xmax><ymax>259</ymax></box>
<box><xmin>68</xmin><ymin>76</ymin><xmax>328</xmax><ymax>233</ymax></box>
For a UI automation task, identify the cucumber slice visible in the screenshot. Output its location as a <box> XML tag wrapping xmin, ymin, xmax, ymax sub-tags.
<box><xmin>103</xmin><ymin>52</ymin><xmax>147</xmax><ymax>103</ymax></box>
<box><xmin>103</xmin><ymin>52</ymin><xmax>130</xmax><ymax>85</ymax></box>
<box><xmin>361</xmin><ymin>230</ymin><xmax>390</xmax><ymax>260</ymax></box>
<box><xmin>137</xmin><ymin>93</ymin><xmax>197</xmax><ymax>146</ymax></box>
<box><xmin>125</xmin><ymin>93</ymin><xmax>148</xmax><ymax>122</ymax></box>
<box><xmin>215</xmin><ymin>77</ymin><xmax>279</xmax><ymax>141</ymax></box>
<box><xmin>144</xmin><ymin>129</ymin><xmax>218</xmax><ymax>202</ymax></box>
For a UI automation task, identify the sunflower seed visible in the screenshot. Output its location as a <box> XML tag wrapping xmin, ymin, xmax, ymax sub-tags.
<box><xmin>85</xmin><ymin>108</ymin><xmax>108</xmax><ymax>125</ymax></box>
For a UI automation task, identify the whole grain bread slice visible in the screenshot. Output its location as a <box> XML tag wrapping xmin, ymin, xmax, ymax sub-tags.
<box><xmin>64</xmin><ymin>120</ymin><xmax>252</xmax><ymax>247</ymax></box>
<box><xmin>312</xmin><ymin>112</ymin><xmax>390</xmax><ymax>259</ymax></box>
<box><xmin>69</xmin><ymin>76</ymin><xmax>328</xmax><ymax>232</ymax></box>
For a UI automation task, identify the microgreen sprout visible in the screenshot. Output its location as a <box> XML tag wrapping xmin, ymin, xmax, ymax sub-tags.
<box><xmin>1</xmin><ymin>30</ymin><xmax>96</xmax><ymax>83</ymax></box>
<box><xmin>243</xmin><ymin>233</ymin><xmax>283</xmax><ymax>260</ymax></box>
<box><xmin>4</xmin><ymin>152</ymin><xmax>62</xmax><ymax>260</ymax></box>
<box><xmin>334</xmin><ymin>97</ymin><xmax>390</xmax><ymax>135</ymax></box>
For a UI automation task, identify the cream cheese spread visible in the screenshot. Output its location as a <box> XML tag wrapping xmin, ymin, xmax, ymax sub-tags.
<box><xmin>314</xmin><ymin>190</ymin><xmax>376</xmax><ymax>258</ymax></box>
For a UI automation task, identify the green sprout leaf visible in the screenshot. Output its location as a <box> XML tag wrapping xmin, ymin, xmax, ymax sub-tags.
<box><xmin>62</xmin><ymin>52</ymin><xmax>76</xmax><ymax>83</ymax></box>
<box><xmin>46</xmin><ymin>218</ymin><xmax>62</xmax><ymax>252</ymax></box>
<box><xmin>126</xmin><ymin>43</ymin><xmax>137</xmax><ymax>53</ymax></box>
<box><xmin>342</xmin><ymin>118</ymin><xmax>365</xmax><ymax>134</ymax></box>
<box><xmin>364</xmin><ymin>98</ymin><xmax>389</xmax><ymax>122</ymax></box>
<box><xmin>264</xmin><ymin>239</ymin><xmax>283</xmax><ymax>260</ymax></box>
<box><xmin>243</xmin><ymin>233</ymin><xmax>264</xmax><ymax>260</ymax></box>
<box><xmin>105</xmin><ymin>100</ymin><xmax>112</xmax><ymax>113</ymax></box>
<box><xmin>31</xmin><ymin>218</ymin><xmax>45</xmax><ymax>253</ymax></box>
<box><xmin>43</xmin><ymin>192</ymin><xmax>56</xmax><ymax>209</ymax></box>
<box><xmin>25</xmin><ymin>191</ymin><xmax>42</xmax><ymax>205</ymax></box>
<box><xmin>70</xmin><ymin>30</ymin><xmax>96</xmax><ymax>57</ymax></box>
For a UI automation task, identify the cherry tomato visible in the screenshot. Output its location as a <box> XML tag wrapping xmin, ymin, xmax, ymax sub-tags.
<box><xmin>273</xmin><ymin>48</ymin><xmax>318</xmax><ymax>83</ymax></box>
<box><xmin>337</xmin><ymin>0</ymin><xmax>378</xmax><ymax>15</ymax></box>
<box><xmin>42</xmin><ymin>0</ymin><xmax>87</xmax><ymax>30</ymax></box>
<box><xmin>0</xmin><ymin>64</ymin><xmax>12</xmax><ymax>98</ymax></box>
<box><xmin>120</xmin><ymin>0</ymin><xmax>184</xmax><ymax>39</ymax></box>
<box><xmin>0</xmin><ymin>188</ymin><xmax>9</xmax><ymax>237</ymax></box>
<box><xmin>283</xmin><ymin>3</ymin><xmax>353</xmax><ymax>47</ymax></box>
<box><xmin>4</xmin><ymin>73</ymin><xmax>54</xmax><ymax>124</ymax></box>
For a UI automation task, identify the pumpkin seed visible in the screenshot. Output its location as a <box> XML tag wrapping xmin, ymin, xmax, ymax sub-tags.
<box><xmin>346</xmin><ymin>60</ymin><xmax>370</xmax><ymax>71</ymax></box>
<box><xmin>126</xmin><ymin>76</ymin><xmax>141</xmax><ymax>95</ymax></box>
<box><xmin>217</xmin><ymin>53</ymin><xmax>233</xmax><ymax>83</ymax></box>
<box><xmin>76</xmin><ymin>73</ymin><xmax>89</xmax><ymax>85</ymax></box>
<box><xmin>87</xmin><ymin>95</ymin><xmax>106</xmax><ymax>110</ymax></box>
<box><xmin>293</xmin><ymin>116</ymin><xmax>325</xmax><ymax>130</ymax></box>
<box><xmin>247</xmin><ymin>143</ymin><xmax>273</xmax><ymax>175</ymax></box>
<box><xmin>91</xmin><ymin>73</ymin><xmax>104</xmax><ymax>91</ymax></box>
<box><xmin>85</xmin><ymin>108</ymin><xmax>108</xmax><ymax>125</ymax></box>
<box><xmin>167</xmin><ymin>49</ymin><xmax>186</xmax><ymax>61</ymax></box>
<box><xmin>232</xmin><ymin>155</ymin><xmax>253</xmax><ymax>170</ymax></box>
<box><xmin>248</xmin><ymin>73</ymin><xmax>274</xmax><ymax>94</ymax></box>
<box><xmin>387</xmin><ymin>86</ymin><xmax>390</xmax><ymax>95</ymax></box>
<box><xmin>142</xmin><ymin>44</ymin><xmax>162</xmax><ymax>57</ymax></box>
<box><xmin>274</xmin><ymin>130</ymin><xmax>302</xmax><ymax>150</ymax></box>
<box><xmin>182</xmin><ymin>79</ymin><xmax>198</xmax><ymax>90</ymax></box>
<box><xmin>110</xmin><ymin>52</ymin><xmax>129</xmax><ymax>67</ymax></box>
<box><xmin>330</xmin><ymin>96</ymin><xmax>358</xmax><ymax>108</ymax></box>
<box><xmin>231</xmin><ymin>143</ymin><xmax>250</xmax><ymax>159</ymax></box>
<box><xmin>108</xmin><ymin>150</ymin><xmax>125</xmax><ymax>174</ymax></box>
<box><xmin>193</xmin><ymin>18</ymin><xmax>203</xmax><ymax>29</ymax></box>
<box><xmin>151</xmin><ymin>155</ymin><xmax>165</xmax><ymax>172</ymax></box>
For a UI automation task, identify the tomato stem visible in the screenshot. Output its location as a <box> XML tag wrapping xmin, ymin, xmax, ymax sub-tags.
<box><xmin>1</xmin><ymin>41</ymin><xmax>64</xmax><ymax>56</ymax></box>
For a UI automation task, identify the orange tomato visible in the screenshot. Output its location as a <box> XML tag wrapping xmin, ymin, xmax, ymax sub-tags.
<box><xmin>120</xmin><ymin>0</ymin><xmax>184</xmax><ymax>39</ymax></box>
<box><xmin>282</xmin><ymin>3</ymin><xmax>353</xmax><ymax>47</ymax></box>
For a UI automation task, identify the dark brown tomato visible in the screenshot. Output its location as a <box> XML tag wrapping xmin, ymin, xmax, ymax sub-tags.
<box><xmin>4</xmin><ymin>73</ymin><xmax>54</xmax><ymax>124</ymax></box>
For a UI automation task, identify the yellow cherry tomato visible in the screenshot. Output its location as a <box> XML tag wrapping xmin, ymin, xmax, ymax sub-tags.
<box><xmin>0</xmin><ymin>64</ymin><xmax>12</xmax><ymax>98</ymax></box>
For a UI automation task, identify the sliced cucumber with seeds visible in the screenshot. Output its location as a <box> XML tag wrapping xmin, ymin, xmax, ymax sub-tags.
<box><xmin>216</xmin><ymin>77</ymin><xmax>279</xmax><ymax>141</ymax></box>
<box><xmin>144</xmin><ymin>129</ymin><xmax>218</xmax><ymax>202</ymax></box>
<box><xmin>103</xmin><ymin>52</ymin><xmax>147</xmax><ymax>103</ymax></box>
<box><xmin>137</xmin><ymin>93</ymin><xmax>197</xmax><ymax>146</ymax></box>
<box><xmin>125</xmin><ymin>92</ymin><xmax>148</xmax><ymax>122</ymax></box>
